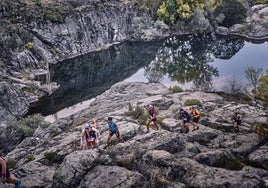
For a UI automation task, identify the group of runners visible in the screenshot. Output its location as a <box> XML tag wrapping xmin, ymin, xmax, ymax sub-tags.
<box><xmin>79</xmin><ymin>104</ymin><xmax>245</xmax><ymax>150</ymax></box>
<box><xmin>80</xmin><ymin>104</ymin><xmax>203</xmax><ymax>150</ymax></box>
<box><xmin>0</xmin><ymin>103</ymin><xmax>246</xmax><ymax>188</ymax></box>
<box><xmin>80</xmin><ymin>117</ymin><xmax>123</xmax><ymax>149</ymax></box>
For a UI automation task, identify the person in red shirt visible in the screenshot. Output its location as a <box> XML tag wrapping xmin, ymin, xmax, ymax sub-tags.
<box><xmin>144</xmin><ymin>104</ymin><xmax>159</xmax><ymax>133</ymax></box>
<box><xmin>80</xmin><ymin>120</ymin><xmax>100</xmax><ymax>149</ymax></box>
<box><xmin>0</xmin><ymin>155</ymin><xmax>21</xmax><ymax>188</ymax></box>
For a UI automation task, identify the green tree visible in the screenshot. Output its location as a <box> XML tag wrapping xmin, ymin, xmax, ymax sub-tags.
<box><xmin>154</xmin><ymin>35</ymin><xmax>219</xmax><ymax>91</ymax></box>
<box><xmin>157</xmin><ymin>0</ymin><xmax>206</xmax><ymax>25</ymax></box>
<box><xmin>157</xmin><ymin>2</ymin><xmax>170</xmax><ymax>23</ymax></box>
<box><xmin>157</xmin><ymin>0</ymin><xmax>178</xmax><ymax>24</ymax></box>
<box><xmin>176</xmin><ymin>0</ymin><xmax>205</xmax><ymax>19</ymax></box>
<box><xmin>214</xmin><ymin>0</ymin><xmax>247</xmax><ymax>27</ymax></box>
<box><xmin>256</xmin><ymin>70</ymin><xmax>268</xmax><ymax>103</ymax></box>
<box><xmin>140</xmin><ymin>0</ymin><xmax>164</xmax><ymax>20</ymax></box>
<box><xmin>245</xmin><ymin>66</ymin><xmax>263</xmax><ymax>93</ymax></box>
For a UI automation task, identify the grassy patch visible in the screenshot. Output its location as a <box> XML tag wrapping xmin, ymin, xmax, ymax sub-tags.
<box><xmin>15</xmin><ymin>114</ymin><xmax>50</xmax><ymax>138</ymax></box>
<box><xmin>26</xmin><ymin>154</ymin><xmax>35</xmax><ymax>162</ymax></box>
<box><xmin>125</xmin><ymin>104</ymin><xmax>163</xmax><ymax>129</ymax></box>
<box><xmin>43</xmin><ymin>151</ymin><xmax>60</xmax><ymax>163</ymax></box>
<box><xmin>184</xmin><ymin>99</ymin><xmax>202</xmax><ymax>107</ymax></box>
<box><xmin>169</xmin><ymin>85</ymin><xmax>183</xmax><ymax>93</ymax></box>
<box><xmin>6</xmin><ymin>158</ymin><xmax>17</xmax><ymax>169</ymax></box>
<box><xmin>216</xmin><ymin>156</ymin><xmax>245</xmax><ymax>170</ymax></box>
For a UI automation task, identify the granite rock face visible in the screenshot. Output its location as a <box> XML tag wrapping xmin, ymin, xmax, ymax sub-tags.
<box><xmin>4</xmin><ymin>82</ymin><xmax>267</xmax><ymax>188</ymax></box>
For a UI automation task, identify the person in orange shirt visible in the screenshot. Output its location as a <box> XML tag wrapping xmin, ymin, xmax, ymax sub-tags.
<box><xmin>190</xmin><ymin>106</ymin><xmax>200</xmax><ymax>131</ymax></box>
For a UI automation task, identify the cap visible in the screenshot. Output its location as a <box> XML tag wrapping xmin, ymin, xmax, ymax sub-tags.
<box><xmin>108</xmin><ymin>117</ymin><xmax>112</xmax><ymax>121</ymax></box>
<box><xmin>84</xmin><ymin>123</ymin><xmax>90</xmax><ymax>129</ymax></box>
<box><xmin>148</xmin><ymin>105</ymin><xmax>153</xmax><ymax>108</ymax></box>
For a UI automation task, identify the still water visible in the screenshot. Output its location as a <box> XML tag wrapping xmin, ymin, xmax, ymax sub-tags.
<box><xmin>126</xmin><ymin>38</ymin><xmax>268</xmax><ymax>90</ymax></box>
<box><xmin>28</xmin><ymin>35</ymin><xmax>268</xmax><ymax>121</ymax></box>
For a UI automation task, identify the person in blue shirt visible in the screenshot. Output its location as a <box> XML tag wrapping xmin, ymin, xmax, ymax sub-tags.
<box><xmin>106</xmin><ymin>117</ymin><xmax>123</xmax><ymax>145</ymax></box>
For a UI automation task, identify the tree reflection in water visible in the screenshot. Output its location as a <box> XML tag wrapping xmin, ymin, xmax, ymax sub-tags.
<box><xmin>28</xmin><ymin>34</ymin><xmax>246</xmax><ymax>116</ymax></box>
<box><xmin>144</xmin><ymin>34</ymin><xmax>245</xmax><ymax>91</ymax></box>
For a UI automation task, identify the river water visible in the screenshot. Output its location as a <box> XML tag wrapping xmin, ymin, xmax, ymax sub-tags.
<box><xmin>27</xmin><ymin>35</ymin><xmax>268</xmax><ymax>122</ymax></box>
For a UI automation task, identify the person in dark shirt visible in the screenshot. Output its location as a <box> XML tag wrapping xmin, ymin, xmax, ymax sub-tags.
<box><xmin>232</xmin><ymin>112</ymin><xmax>241</xmax><ymax>132</ymax></box>
<box><xmin>179</xmin><ymin>108</ymin><xmax>191</xmax><ymax>133</ymax></box>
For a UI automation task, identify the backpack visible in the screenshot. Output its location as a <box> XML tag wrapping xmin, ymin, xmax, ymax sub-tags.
<box><xmin>85</xmin><ymin>129</ymin><xmax>96</xmax><ymax>140</ymax></box>
<box><xmin>154</xmin><ymin>107</ymin><xmax>159</xmax><ymax>115</ymax></box>
<box><xmin>149</xmin><ymin>107</ymin><xmax>158</xmax><ymax>117</ymax></box>
<box><xmin>191</xmin><ymin>109</ymin><xmax>199</xmax><ymax>116</ymax></box>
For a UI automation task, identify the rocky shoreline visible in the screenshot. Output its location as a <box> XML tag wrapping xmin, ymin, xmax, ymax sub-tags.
<box><xmin>2</xmin><ymin>82</ymin><xmax>267</xmax><ymax>187</ymax></box>
<box><xmin>0</xmin><ymin>2</ymin><xmax>268</xmax><ymax>187</ymax></box>
<box><xmin>0</xmin><ymin>2</ymin><xmax>267</xmax><ymax>123</ymax></box>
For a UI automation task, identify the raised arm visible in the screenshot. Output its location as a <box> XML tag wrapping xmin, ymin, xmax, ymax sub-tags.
<box><xmin>80</xmin><ymin>129</ymin><xmax>85</xmax><ymax>146</ymax></box>
<box><xmin>93</xmin><ymin>119</ymin><xmax>97</xmax><ymax>129</ymax></box>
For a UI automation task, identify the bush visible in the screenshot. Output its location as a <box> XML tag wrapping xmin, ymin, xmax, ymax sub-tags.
<box><xmin>6</xmin><ymin>158</ymin><xmax>17</xmax><ymax>169</ymax></box>
<box><xmin>125</xmin><ymin>104</ymin><xmax>163</xmax><ymax>126</ymax></box>
<box><xmin>254</xmin><ymin>0</ymin><xmax>268</xmax><ymax>4</ymax></box>
<box><xmin>26</xmin><ymin>154</ymin><xmax>35</xmax><ymax>162</ymax></box>
<box><xmin>125</xmin><ymin>104</ymin><xmax>145</xmax><ymax>119</ymax></box>
<box><xmin>217</xmin><ymin>156</ymin><xmax>245</xmax><ymax>170</ymax></box>
<box><xmin>35</xmin><ymin>0</ymin><xmax>41</xmax><ymax>6</ymax></box>
<box><xmin>253</xmin><ymin>123</ymin><xmax>268</xmax><ymax>137</ymax></box>
<box><xmin>44</xmin><ymin>151</ymin><xmax>58</xmax><ymax>162</ymax></box>
<box><xmin>256</xmin><ymin>70</ymin><xmax>268</xmax><ymax>105</ymax></box>
<box><xmin>170</xmin><ymin>85</ymin><xmax>183</xmax><ymax>93</ymax></box>
<box><xmin>184</xmin><ymin>99</ymin><xmax>202</xmax><ymax>107</ymax></box>
<box><xmin>46</xmin><ymin>13</ymin><xmax>63</xmax><ymax>23</ymax></box>
<box><xmin>15</xmin><ymin>114</ymin><xmax>50</xmax><ymax>138</ymax></box>
<box><xmin>25</xmin><ymin>42</ymin><xmax>33</xmax><ymax>49</ymax></box>
<box><xmin>125</xmin><ymin>104</ymin><xmax>149</xmax><ymax>124</ymax></box>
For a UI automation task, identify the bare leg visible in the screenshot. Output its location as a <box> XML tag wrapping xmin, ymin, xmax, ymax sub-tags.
<box><xmin>116</xmin><ymin>131</ymin><xmax>123</xmax><ymax>143</ymax></box>
<box><xmin>106</xmin><ymin>135</ymin><xmax>112</xmax><ymax>145</ymax></box>
<box><xmin>192</xmin><ymin>122</ymin><xmax>197</xmax><ymax>131</ymax></box>
<box><xmin>184</xmin><ymin>123</ymin><xmax>190</xmax><ymax>133</ymax></box>
<box><xmin>153</xmin><ymin>121</ymin><xmax>159</xmax><ymax>130</ymax></box>
<box><xmin>146</xmin><ymin>119</ymin><xmax>152</xmax><ymax>132</ymax></box>
<box><xmin>7</xmin><ymin>175</ymin><xmax>21</xmax><ymax>187</ymax></box>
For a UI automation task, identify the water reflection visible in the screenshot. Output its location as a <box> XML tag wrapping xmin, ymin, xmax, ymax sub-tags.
<box><xmin>29</xmin><ymin>34</ymin><xmax>262</xmax><ymax>117</ymax></box>
<box><xmin>28</xmin><ymin>40</ymin><xmax>164</xmax><ymax>116</ymax></box>
<box><xmin>144</xmin><ymin>35</ymin><xmax>245</xmax><ymax>91</ymax></box>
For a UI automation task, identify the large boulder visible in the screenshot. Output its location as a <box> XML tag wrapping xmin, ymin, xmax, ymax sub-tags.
<box><xmin>0</xmin><ymin>80</ymin><xmax>29</xmax><ymax>152</ymax></box>
<box><xmin>249</xmin><ymin>143</ymin><xmax>268</xmax><ymax>170</ymax></box>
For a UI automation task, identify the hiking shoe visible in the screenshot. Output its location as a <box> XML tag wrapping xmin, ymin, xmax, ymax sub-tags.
<box><xmin>197</xmin><ymin>126</ymin><xmax>199</xmax><ymax>130</ymax></box>
<box><xmin>145</xmin><ymin>130</ymin><xmax>150</xmax><ymax>134</ymax></box>
<box><xmin>185</xmin><ymin>128</ymin><xmax>189</xmax><ymax>133</ymax></box>
<box><xmin>15</xmin><ymin>180</ymin><xmax>21</xmax><ymax>188</ymax></box>
<box><xmin>192</xmin><ymin>129</ymin><xmax>196</xmax><ymax>131</ymax></box>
